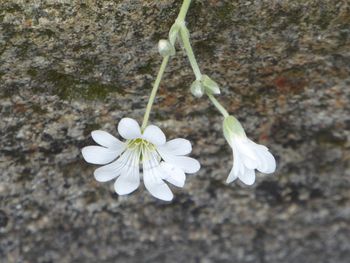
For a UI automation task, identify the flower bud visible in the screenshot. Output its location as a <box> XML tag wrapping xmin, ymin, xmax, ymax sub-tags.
<box><xmin>158</xmin><ymin>39</ymin><xmax>175</xmax><ymax>57</ymax></box>
<box><xmin>201</xmin><ymin>75</ymin><xmax>221</xmax><ymax>95</ymax></box>
<box><xmin>190</xmin><ymin>80</ymin><xmax>204</xmax><ymax>98</ymax></box>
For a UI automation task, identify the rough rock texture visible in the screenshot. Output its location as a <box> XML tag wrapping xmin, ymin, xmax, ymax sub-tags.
<box><xmin>1</xmin><ymin>0</ymin><xmax>350</xmax><ymax>262</ymax></box>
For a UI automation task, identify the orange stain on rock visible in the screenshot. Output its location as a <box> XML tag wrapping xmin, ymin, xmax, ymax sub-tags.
<box><xmin>273</xmin><ymin>76</ymin><xmax>306</xmax><ymax>94</ymax></box>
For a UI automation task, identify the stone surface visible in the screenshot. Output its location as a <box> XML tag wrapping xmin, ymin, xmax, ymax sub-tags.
<box><xmin>1</xmin><ymin>0</ymin><xmax>350</xmax><ymax>262</ymax></box>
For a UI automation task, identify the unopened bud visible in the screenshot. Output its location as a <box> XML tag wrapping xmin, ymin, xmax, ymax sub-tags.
<box><xmin>190</xmin><ymin>80</ymin><xmax>204</xmax><ymax>98</ymax></box>
<box><xmin>158</xmin><ymin>39</ymin><xmax>175</xmax><ymax>57</ymax></box>
<box><xmin>202</xmin><ymin>75</ymin><xmax>221</xmax><ymax>95</ymax></box>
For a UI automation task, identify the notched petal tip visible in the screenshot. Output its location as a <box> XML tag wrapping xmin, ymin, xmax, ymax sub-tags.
<box><xmin>143</xmin><ymin>166</ymin><xmax>174</xmax><ymax>201</ymax></box>
<box><xmin>239</xmin><ymin>169</ymin><xmax>256</xmax><ymax>186</ymax></box>
<box><xmin>160</xmin><ymin>162</ymin><xmax>186</xmax><ymax>188</ymax></box>
<box><xmin>176</xmin><ymin>156</ymin><xmax>201</xmax><ymax>174</ymax></box>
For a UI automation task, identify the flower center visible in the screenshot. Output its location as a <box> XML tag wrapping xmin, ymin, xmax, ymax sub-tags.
<box><xmin>127</xmin><ymin>138</ymin><xmax>156</xmax><ymax>150</ymax></box>
<box><xmin>127</xmin><ymin>138</ymin><xmax>158</xmax><ymax>162</ymax></box>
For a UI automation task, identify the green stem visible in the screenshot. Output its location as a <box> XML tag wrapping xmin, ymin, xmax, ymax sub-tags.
<box><xmin>177</xmin><ymin>0</ymin><xmax>192</xmax><ymax>22</ymax></box>
<box><xmin>207</xmin><ymin>93</ymin><xmax>229</xmax><ymax>117</ymax></box>
<box><xmin>179</xmin><ymin>25</ymin><xmax>229</xmax><ymax>118</ymax></box>
<box><xmin>180</xmin><ymin>28</ymin><xmax>202</xmax><ymax>80</ymax></box>
<box><xmin>141</xmin><ymin>56</ymin><xmax>169</xmax><ymax>130</ymax></box>
<box><xmin>141</xmin><ymin>0</ymin><xmax>192</xmax><ymax>130</ymax></box>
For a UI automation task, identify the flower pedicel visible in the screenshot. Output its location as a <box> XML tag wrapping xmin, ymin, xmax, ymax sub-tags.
<box><xmin>82</xmin><ymin>0</ymin><xmax>276</xmax><ymax>201</ymax></box>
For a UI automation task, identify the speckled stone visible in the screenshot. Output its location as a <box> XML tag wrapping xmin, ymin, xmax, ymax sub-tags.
<box><xmin>1</xmin><ymin>1</ymin><xmax>349</xmax><ymax>263</ymax></box>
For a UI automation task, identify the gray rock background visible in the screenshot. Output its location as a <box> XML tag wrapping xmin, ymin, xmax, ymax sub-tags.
<box><xmin>1</xmin><ymin>0</ymin><xmax>349</xmax><ymax>262</ymax></box>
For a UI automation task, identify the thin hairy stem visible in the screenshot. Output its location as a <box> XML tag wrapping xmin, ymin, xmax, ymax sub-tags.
<box><xmin>141</xmin><ymin>56</ymin><xmax>169</xmax><ymax>130</ymax></box>
<box><xmin>207</xmin><ymin>93</ymin><xmax>229</xmax><ymax>117</ymax></box>
<box><xmin>141</xmin><ymin>0</ymin><xmax>192</xmax><ymax>130</ymax></box>
<box><xmin>179</xmin><ymin>25</ymin><xmax>229</xmax><ymax>118</ymax></box>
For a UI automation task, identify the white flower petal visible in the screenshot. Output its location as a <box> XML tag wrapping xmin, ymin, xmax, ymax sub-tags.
<box><xmin>247</xmin><ymin>139</ymin><xmax>268</xmax><ymax>151</ymax></box>
<box><xmin>143</xmin><ymin>169</ymin><xmax>173</xmax><ymax>201</ymax></box>
<box><xmin>118</xmin><ymin>118</ymin><xmax>141</xmax><ymax>140</ymax></box>
<box><xmin>157</xmin><ymin>138</ymin><xmax>192</xmax><ymax>156</ymax></box>
<box><xmin>158</xmin><ymin>151</ymin><xmax>200</xmax><ymax>174</ymax></box>
<box><xmin>160</xmin><ymin>162</ymin><xmax>186</xmax><ymax>187</ymax></box>
<box><xmin>226</xmin><ymin>165</ymin><xmax>238</xmax><ymax>184</ymax></box>
<box><xmin>233</xmin><ymin>151</ymin><xmax>243</xmax><ymax>177</ymax></box>
<box><xmin>82</xmin><ymin>146</ymin><xmax>119</xmax><ymax>165</ymax></box>
<box><xmin>142</xmin><ymin>125</ymin><xmax>166</xmax><ymax>145</ymax></box>
<box><xmin>114</xmin><ymin>162</ymin><xmax>140</xmax><ymax>195</ymax></box>
<box><xmin>236</xmin><ymin>139</ymin><xmax>257</xmax><ymax>161</ymax></box>
<box><xmin>91</xmin><ymin>130</ymin><xmax>125</xmax><ymax>150</ymax></box>
<box><xmin>242</xmin><ymin>155</ymin><xmax>257</xmax><ymax>170</ymax></box>
<box><xmin>143</xmin><ymin>152</ymin><xmax>173</xmax><ymax>201</ymax></box>
<box><xmin>228</xmin><ymin>150</ymin><xmax>256</xmax><ymax>185</ymax></box>
<box><xmin>226</xmin><ymin>155</ymin><xmax>238</xmax><ymax>184</ymax></box>
<box><xmin>239</xmin><ymin>168</ymin><xmax>256</xmax><ymax>185</ymax></box>
<box><xmin>93</xmin><ymin>150</ymin><xmax>133</xmax><ymax>182</ymax></box>
<box><xmin>255</xmin><ymin>146</ymin><xmax>276</xmax><ymax>174</ymax></box>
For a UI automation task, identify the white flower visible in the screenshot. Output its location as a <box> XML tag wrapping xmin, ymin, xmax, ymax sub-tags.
<box><xmin>223</xmin><ymin>116</ymin><xmax>276</xmax><ymax>185</ymax></box>
<box><xmin>82</xmin><ymin>118</ymin><xmax>200</xmax><ymax>201</ymax></box>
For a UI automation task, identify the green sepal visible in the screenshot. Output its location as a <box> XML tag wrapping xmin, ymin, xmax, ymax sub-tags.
<box><xmin>223</xmin><ymin>116</ymin><xmax>246</xmax><ymax>145</ymax></box>
<box><xmin>202</xmin><ymin>75</ymin><xmax>221</xmax><ymax>95</ymax></box>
